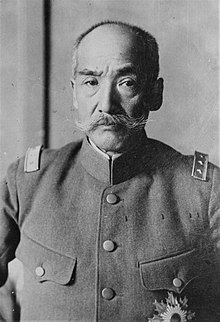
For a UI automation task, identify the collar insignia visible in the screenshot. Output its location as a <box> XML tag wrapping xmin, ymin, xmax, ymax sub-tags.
<box><xmin>148</xmin><ymin>292</ymin><xmax>195</xmax><ymax>322</ymax></box>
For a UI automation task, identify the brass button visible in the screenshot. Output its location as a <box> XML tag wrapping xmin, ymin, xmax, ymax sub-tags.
<box><xmin>106</xmin><ymin>194</ymin><xmax>118</xmax><ymax>204</ymax></box>
<box><xmin>35</xmin><ymin>266</ymin><xmax>45</xmax><ymax>277</ymax></box>
<box><xmin>102</xmin><ymin>288</ymin><xmax>115</xmax><ymax>300</ymax></box>
<box><xmin>173</xmin><ymin>278</ymin><xmax>182</xmax><ymax>288</ymax></box>
<box><xmin>103</xmin><ymin>240</ymin><xmax>115</xmax><ymax>252</ymax></box>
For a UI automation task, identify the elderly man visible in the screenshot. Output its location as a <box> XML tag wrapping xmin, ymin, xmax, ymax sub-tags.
<box><xmin>0</xmin><ymin>21</ymin><xmax>220</xmax><ymax>322</ymax></box>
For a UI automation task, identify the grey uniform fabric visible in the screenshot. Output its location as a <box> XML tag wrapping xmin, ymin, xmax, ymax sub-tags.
<box><xmin>0</xmin><ymin>133</ymin><xmax>220</xmax><ymax>321</ymax></box>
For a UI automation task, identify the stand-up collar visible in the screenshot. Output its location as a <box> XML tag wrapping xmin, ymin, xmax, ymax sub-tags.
<box><xmin>79</xmin><ymin>131</ymin><xmax>154</xmax><ymax>185</ymax></box>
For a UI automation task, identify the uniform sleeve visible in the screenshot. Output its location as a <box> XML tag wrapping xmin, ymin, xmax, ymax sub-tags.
<box><xmin>206</xmin><ymin>164</ymin><xmax>220</xmax><ymax>318</ymax></box>
<box><xmin>0</xmin><ymin>161</ymin><xmax>20</xmax><ymax>287</ymax></box>
<box><xmin>208</xmin><ymin>164</ymin><xmax>220</xmax><ymax>262</ymax></box>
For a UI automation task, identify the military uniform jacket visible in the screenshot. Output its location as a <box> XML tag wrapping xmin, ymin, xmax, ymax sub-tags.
<box><xmin>1</xmin><ymin>134</ymin><xmax>220</xmax><ymax>321</ymax></box>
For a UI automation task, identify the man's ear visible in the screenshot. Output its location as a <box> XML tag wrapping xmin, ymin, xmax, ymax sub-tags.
<box><xmin>144</xmin><ymin>78</ymin><xmax>164</xmax><ymax>111</ymax></box>
<box><xmin>70</xmin><ymin>78</ymin><xmax>78</xmax><ymax>109</ymax></box>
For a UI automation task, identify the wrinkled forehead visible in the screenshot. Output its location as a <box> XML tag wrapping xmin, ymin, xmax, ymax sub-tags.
<box><xmin>77</xmin><ymin>25</ymin><xmax>141</xmax><ymax>69</ymax></box>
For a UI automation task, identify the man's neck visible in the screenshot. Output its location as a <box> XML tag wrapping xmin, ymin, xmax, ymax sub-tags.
<box><xmin>88</xmin><ymin>130</ymin><xmax>147</xmax><ymax>156</ymax></box>
<box><xmin>88</xmin><ymin>137</ymin><xmax>123</xmax><ymax>160</ymax></box>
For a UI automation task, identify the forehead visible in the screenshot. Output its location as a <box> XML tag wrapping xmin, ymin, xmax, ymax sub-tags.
<box><xmin>76</xmin><ymin>25</ymin><xmax>140</xmax><ymax>71</ymax></box>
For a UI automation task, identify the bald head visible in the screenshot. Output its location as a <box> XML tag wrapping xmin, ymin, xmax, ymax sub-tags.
<box><xmin>78</xmin><ymin>24</ymin><xmax>138</xmax><ymax>62</ymax></box>
<box><xmin>72</xmin><ymin>21</ymin><xmax>159</xmax><ymax>85</ymax></box>
<box><xmin>76</xmin><ymin>24</ymin><xmax>143</xmax><ymax>80</ymax></box>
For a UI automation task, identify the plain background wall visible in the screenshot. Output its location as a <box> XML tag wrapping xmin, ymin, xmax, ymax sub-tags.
<box><xmin>0</xmin><ymin>0</ymin><xmax>219</xmax><ymax>304</ymax></box>
<box><xmin>1</xmin><ymin>0</ymin><xmax>219</xmax><ymax>182</ymax></box>
<box><xmin>1</xmin><ymin>0</ymin><xmax>44</xmax><ymax>180</ymax></box>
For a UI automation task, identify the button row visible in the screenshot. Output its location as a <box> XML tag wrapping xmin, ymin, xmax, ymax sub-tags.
<box><xmin>103</xmin><ymin>194</ymin><xmax>118</xmax><ymax>300</ymax></box>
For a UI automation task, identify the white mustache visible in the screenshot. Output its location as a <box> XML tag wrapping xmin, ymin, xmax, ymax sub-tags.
<box><xmin>75</xmin><ymin>112</ymin><xmax>147</xmax><ymax>132</ymax></box>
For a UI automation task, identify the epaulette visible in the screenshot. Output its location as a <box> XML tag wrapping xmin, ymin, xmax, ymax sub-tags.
<box><xmin>191</xmin><ymin>151</ymin><xmax>208</xmax><ymax>181</ymax></box>
<box><xmin>24</xmin><ymin>145</ymin><xmax>43</xmax><ymax>173</ymax></box>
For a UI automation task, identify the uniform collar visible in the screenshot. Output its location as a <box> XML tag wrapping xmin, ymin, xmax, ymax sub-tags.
<box><xmin>79</xmin><ymin>131</ymin><xmax>154</xmax><ymax>185</ymax></box>
<box><xmin>88</xmin><ymin>137</ymin><xmax>123</xmax><ymax>161</ymax></box>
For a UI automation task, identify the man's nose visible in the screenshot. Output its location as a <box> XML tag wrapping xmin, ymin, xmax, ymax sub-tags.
<box><xmin>98</xmin><ymin>82</ymin><xmax>118</xmax><ymax>114</ymax></box>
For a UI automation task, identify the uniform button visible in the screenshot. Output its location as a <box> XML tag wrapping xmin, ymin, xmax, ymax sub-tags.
<box><xmin>173</xmin><ymin>278</ymin><xmax>182</xmax><ymax>288</ymax></box>
<box><xmin>103</xmin><ymin>240</ymin><xmax>115</xmax><ymax>252</ymax></box>
<box><xmin>102</xmin><ymin>288</ymin><xmax>115</xmax><ymax>300</ymax></box>
<box><xmin>35</xmin><ymin>266</ymin><xmax>45</xmax><ymax>277</ymax></box>
<box><xmin>106</xmin><ymin>193</ymin><xmax>118</xmax><ymax>204</ymax></box>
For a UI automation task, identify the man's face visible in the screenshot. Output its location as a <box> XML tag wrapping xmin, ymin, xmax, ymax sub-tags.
<box><xmin>72</xmin><ymin>25</ymin><xmax>148</xmax><ymax>153</ymax></box>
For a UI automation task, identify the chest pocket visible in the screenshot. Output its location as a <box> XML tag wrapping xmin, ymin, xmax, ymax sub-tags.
<box><xmin>139</xmin><ymin>248</ymin><xmax>213</xmax><ymax>294</ymax></box>
<box><xmin>16</xmin><ymin>232</ymin><xmax>76</xmax><ymax>285</ymax></box>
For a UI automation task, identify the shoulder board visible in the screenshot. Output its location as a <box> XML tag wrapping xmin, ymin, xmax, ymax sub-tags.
<box><xmin>24</xmin><ymin>145</ymin><xmax>43</xmax><ymax>173</ymax></box>
<box><xmin>191</xmin><ymin>151</ymin><xmax>208</xmax><ymax>181</ymax></box>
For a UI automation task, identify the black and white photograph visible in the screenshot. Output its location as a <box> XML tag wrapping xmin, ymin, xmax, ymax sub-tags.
<box><xmin>0</xmin><ymin>0</ymin><xmax>219</xmax><ymax>321</ymax></box>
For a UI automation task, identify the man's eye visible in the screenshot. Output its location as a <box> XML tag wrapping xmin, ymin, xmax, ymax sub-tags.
<box><xmin>118</xmin><ymin>78</ymin><xmax>137</xmax><ymax>93</ymax></box>
<box><xmin>121</xmin><ymin>80</ymin><xmax>136</xmax><ymax>87</ymax></box>
<box><xmin>84</xmin><ymin>78</ymin><xmax>98</xmax><ymax>87</ymax></box>
<box><xmin>119</xmin><ymin>78</ymin><xmax>137</xmax><ymax>88</ymax></box>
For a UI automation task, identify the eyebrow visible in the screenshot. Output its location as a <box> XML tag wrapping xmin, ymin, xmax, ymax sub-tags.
<box><xmin>117</xmin><ymin>65</ymin><xmax>138</xmax><ymax>76</ymax></box>
<box><xmin>77</xmin><ymin>65</ymin><xmax>138</xmax><ymax>77</ymax></box>
<box><xmin>78</xmin><ymin>69</ymin><xmax>103</xmax><ymax>77</ymax></box>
